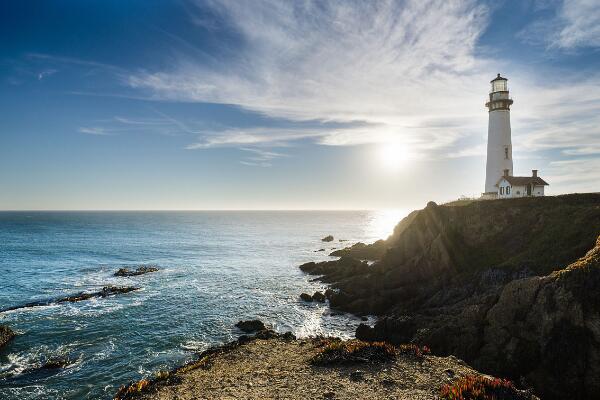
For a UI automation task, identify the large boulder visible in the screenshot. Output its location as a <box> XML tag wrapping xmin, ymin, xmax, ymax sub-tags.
<box><xmin>235</xmin><ymin>320</ymin><xmax>267</xmax><ymax>333</ymax></box>
<box><xmin>312</xmin><ymin>291</ymin><xmax>326</xmax><ymax>302</ymax></box>
<box><xmin>300</xmin><ymin>293</ymin><xmax>313</xmax><ymax>302</ymax></box>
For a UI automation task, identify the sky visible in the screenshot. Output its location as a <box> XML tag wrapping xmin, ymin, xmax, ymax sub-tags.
<box><xmin>0</xmin><ymin>0</ymin><xmax>599</xmax><ymax>210</ymax></box>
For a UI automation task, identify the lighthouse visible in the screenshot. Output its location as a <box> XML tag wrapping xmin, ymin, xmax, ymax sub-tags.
<box><xmin>483</xmin><ymin>74</ymin><xmax>513</xmax><ymax>197</ymax></box>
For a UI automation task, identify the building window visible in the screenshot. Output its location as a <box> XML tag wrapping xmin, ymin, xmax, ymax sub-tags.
<box><xmin>504</xmin><ymin>147</ymin><xmax>509</xmax><ymax>159</ymax></box>
<box><xmin>507</xmin><ymin>186</ymin><xmax>511</xmax><ymax>195</ymax></box>
<box><xmin>516</xmin><ymin>191</ymin><xmax>520</xmax><ymax>195</ymax></box>
<box><xmin>500</xmin><ymin>187</ymin><xmax>504</xmax><ymax>195</ymax></box>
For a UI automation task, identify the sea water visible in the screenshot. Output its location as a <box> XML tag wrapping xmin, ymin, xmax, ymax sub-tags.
<box><xmin>0</xmin><ymin>210</ymin><xmax>407</xmax><ymax>399</ymax></box>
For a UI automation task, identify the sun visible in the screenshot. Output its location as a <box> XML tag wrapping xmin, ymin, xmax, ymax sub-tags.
<box><xmin>377</xmin><ymin>142</ymin><xmax>411</xmax><ymax>171</ymax></box>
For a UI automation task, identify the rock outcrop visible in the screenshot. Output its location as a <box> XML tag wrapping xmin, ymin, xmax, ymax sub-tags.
<box><xmin>321</xmin><ymin>235</ymin><xmax>334</xmax><ymax>242</ymax></box>
<box><xmin>0</xmin><ymin>286</ymin><xmax>140</xmax><ymax>313</ymax></box>
<box><xmin>235</xmin><ymin>320</ymin><xmax>268</xmax><ymax>333</ymax></box>
<box><xmin>115</xmin><ymin>266</ymin><xmax>159</xmax><ymax>277</ymax></box>
<box><xmin>0</xmin><ymin>325</ymin><xmax>15</xmax><ymax>349</ymax></box>
<box><xmin>300</xmin><ymin>194</ymin><xmax>600</xmax><ymax>399</ymax></box>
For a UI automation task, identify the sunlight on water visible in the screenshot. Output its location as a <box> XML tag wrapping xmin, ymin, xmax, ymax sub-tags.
<box><xmin>365</xmin><ymin>209</ymin><xmax>411</xmax><ymax>241</ymax></box>
<box><xmin>0</xmin><ymin>210</ymin><xmax>415</xmax><ymax>399</ymax></box>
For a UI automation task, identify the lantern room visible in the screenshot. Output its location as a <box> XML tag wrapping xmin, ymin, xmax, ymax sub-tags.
<box><xmin>491</xmin><ymin>73</ymin><xmax>508</xmax><ymax>92</ymax></box>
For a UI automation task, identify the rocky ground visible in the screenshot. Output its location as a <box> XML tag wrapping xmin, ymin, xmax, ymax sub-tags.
<box><xmin>120</xmin><ymin>334</ymin><xmax>535</xmax><ymax>400</ymax></box>
<box><xmin>299</xmin><ymin>193</ymin><xmax>600</xmax><ymax>399</ymax></box>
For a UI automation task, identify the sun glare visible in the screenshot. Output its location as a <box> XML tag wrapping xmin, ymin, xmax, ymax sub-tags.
<box><xmin>377</xmin><ymin>142</ymin><xmax>411</xmax><ymax>171</ymax></box>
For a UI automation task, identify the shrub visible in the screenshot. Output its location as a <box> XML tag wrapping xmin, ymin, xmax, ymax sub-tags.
<box><xmin>311</xmin><ymin>339</ymin><xmax>398</xmax><ymax>365</ymax></box>
<box><xmin>397</xmin><ymin>343</ymin><xmax>431</xmax><ymax>358</ymax></box>
<box><xmin>440</xmin><ymin>375</ymin><xmax>530</xmax><ymax>400</ymax></box>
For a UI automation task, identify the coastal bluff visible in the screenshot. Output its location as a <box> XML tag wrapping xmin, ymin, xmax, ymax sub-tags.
<box><xmin>300</xmin><ymin>193</ymin><xmax>600</xmax><ymax>399</ymax></box>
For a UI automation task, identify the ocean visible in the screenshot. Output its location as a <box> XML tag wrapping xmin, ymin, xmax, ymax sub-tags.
<box><xmin>0</xmin><ymin>210</ymin><xmax>407</xmax><ymax>399</ymax></box>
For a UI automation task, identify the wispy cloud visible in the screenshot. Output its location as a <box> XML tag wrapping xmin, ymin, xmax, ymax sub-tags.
<box><xmin>37</xmin><ymin>69</ymin><xmax>57</xmax><ymax>80</ymax></box>
<box><xmin>519</xmin><ymin>0</ymin><xmax>600</xmax><ymax>49</ymax></box>
<box><xmin>79</xmin><ymin>126</ymin><xmax>111</xmax><ymax>135</ymax></box>
<box><xmin>127</xmin><ymin>0</ymin><xmax>491</xmax><ymax>155</ymax></box>
<box><xmin>45</xmin><ymin>1</ymin><xmax>600</xmax><ymax>187</ymax></box>
<box><xmin>238</xmin><ymin>147</ymin><xmax>288</xmax><ymax>167</ymax></box>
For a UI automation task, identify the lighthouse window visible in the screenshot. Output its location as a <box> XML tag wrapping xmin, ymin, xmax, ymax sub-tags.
<box><xmin>492</xmin><ymin>80</ymin><xmax>507</xmax><ymax>92</ymax></box>
<box><xmin>504</xmin><ymin>147</ymin><xmax>509</xmax><ymax>159</ymax></box>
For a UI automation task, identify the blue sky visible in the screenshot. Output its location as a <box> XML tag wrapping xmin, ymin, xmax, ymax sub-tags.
<box><xmin>1</xmin><ymin>0</ymin><xmax>599</xmax><ymax>210</ymax></box>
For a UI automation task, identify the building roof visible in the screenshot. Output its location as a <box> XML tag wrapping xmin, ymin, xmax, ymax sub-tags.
<box><xmin>491</xmin><ymin>73</ymin><xmax>507</xmax><ymax>82</ymax></box>
<box><xmin>496</xmin><ymin>176</ymin><xmax>549</xmax><ymax>187</ymax></box>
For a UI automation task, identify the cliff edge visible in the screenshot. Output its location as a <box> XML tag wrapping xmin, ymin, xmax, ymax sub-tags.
<box><xmin>301</xmin><ymin>193</ymin><xmax>600</xmax><ymax>399</ymax></box>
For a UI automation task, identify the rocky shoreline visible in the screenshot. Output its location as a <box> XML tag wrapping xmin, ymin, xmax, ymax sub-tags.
<box><xmin>298</xmin><ymin>193</ymin><xmax>600</xmax><ymax>399</ymax></box>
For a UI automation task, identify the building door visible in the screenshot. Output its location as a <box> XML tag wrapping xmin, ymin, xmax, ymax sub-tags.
<box><xmin>526</xmin><ymin>184</ymin><xmax>532</xmax><ymax>196</ymax></box>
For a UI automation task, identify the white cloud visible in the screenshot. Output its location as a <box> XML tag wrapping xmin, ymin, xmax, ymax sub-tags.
<box><xmin>79</xmin><ymin>127</ymin><xmax>110</xmax><ymax>135</ymax></box>
<box><xmin>37</xmin><ymin>69</ymin><xmax>57</xmax><ymax>80</ymax></box>
<box><xmin>127</xmin><ymin>0</ymin><xmax>491</xmax><ymax>155</ymax></box>
<box><xmin>519</xmin><ymin>0</ymin><xmax>600</xmax><ymax>49</ymax></box>
<box><xmin>555</xmin><ymin>0</ymin><xmax>600</xmax><ymax>48</ymax></box>
<box><xmin>120</xmin><ymin>0</ymin><xmax>599</xmax><ymax>191</ymax></box>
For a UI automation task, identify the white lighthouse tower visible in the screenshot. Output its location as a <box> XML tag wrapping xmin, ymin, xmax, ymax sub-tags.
<box><xmin>483</xmin><ymin>74</ymin><xmax>514</xmax><ymax>197</ymax></box>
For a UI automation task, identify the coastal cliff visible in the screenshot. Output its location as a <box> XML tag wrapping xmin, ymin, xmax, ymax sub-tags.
<box><xmin>300</xmin><ymin>193</ymin><xmax>600</xmax><ymax>399</ymax></box>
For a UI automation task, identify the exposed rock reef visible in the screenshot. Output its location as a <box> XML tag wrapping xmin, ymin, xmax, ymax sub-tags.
<box><xmin>300</xmin><ymin>193</ymin><xmax>600</xmax><ymax>400</ymax></box>
<box><xmin>0</xmin><ymin>325</ymin><xmax>15</xmax><ymax>349</ymax></box>
<box><xmin>115</xmin><ymin>266</ymin><xmax>159</xmax><ymax>277</ymax></box>
<box><xmin>116</xmin><ymin>331</ymin><xmax>536</xmax><ymax>400</ymax></box>
<box><xmin>0</xmin><ymin>286</ymin><xmax>139</xmax><ymax>313</ymax></box>
<box><xmin>321</xmin><ymin>235</ymin><xmax>334</xmax><ymax>242</ymax></box>
<box><xmin>299</xmin><ymin>291</ymin><xmax>327</xmax><ymax>302</ymax></box>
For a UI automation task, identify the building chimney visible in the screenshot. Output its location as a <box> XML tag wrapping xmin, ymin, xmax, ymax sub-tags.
<box><xmin>532</xmin><ymin>169</ymin><xmax>538</xmax><ymax>177</ymax></box>
<box><xmin>503</xmin><ymin>169</ymin><xmax>509</xmax><ymax>177</ymax></box>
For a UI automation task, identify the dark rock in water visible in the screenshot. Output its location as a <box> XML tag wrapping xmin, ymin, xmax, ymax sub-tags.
<box><xmin>330</xmin><ymin>240</ymin><xmax>388</xmax><ymax>261</ymax></box>
<box><xmin>324</xmin><ymin>289</ymin><xmax>336</xmax><ymax>299</ymax></box>
<box><xmin>0</xmin><ymin>286</ymin><xmax>139</xmax><ymax>313</ymax></box>
<box><xmin>114</xmin><ymin>266</ymin><xmax>159</xmax><ymax>277</ymax></box>
<box><xmin>57</xmin><ymin>286</ymin><xmax>139</xmax><ymax>303</ymax></box>
<box><xmin>361</xmin><ymin>316</ymin><xmax>368</xmax><ymax>321</ymax></box>
<box><xmin>0</xmin><ymin>325</ymin><xmax>15</xmax><ymax>349</ymax></box>
<box><xmin>235</xmin><ymin>320</ymin><xmax>267</xmax><ymax>333</ymax></box>
<box><xmin>321</xmin><ymin>235</ymin><xmax>334</xmax><ymax>242</ymax></box>
<box><xmin>312</xmin><ymin>291</ymin><xmax>326</xmax><ymax>302</ymax></box>
<box><xmin>314</xmin><ymin>248</ymin><xmax>325</xmax><ymax>252</ymax></box>
<box><xmin>38</xmin><ymin>356</ymin><xmax>71</xmax><ymax>370</ymax></box>
<box><xmin>300</xmin><ymin>293</ymin><xmax>313</xmax><ymax>302</ymax></box>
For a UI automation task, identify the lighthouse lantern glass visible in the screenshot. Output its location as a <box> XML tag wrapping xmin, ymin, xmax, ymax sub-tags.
<box><xmin>492</xmin><ymin>80</ymin><xmax>507</xmax><ymax>92</ymax></box>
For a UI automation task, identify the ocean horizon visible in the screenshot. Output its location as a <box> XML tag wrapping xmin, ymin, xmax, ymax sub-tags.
<box><xmin>0</xmin><ymin>210</ymin><xmax>407</xmax><ymax>399</ymax></box>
